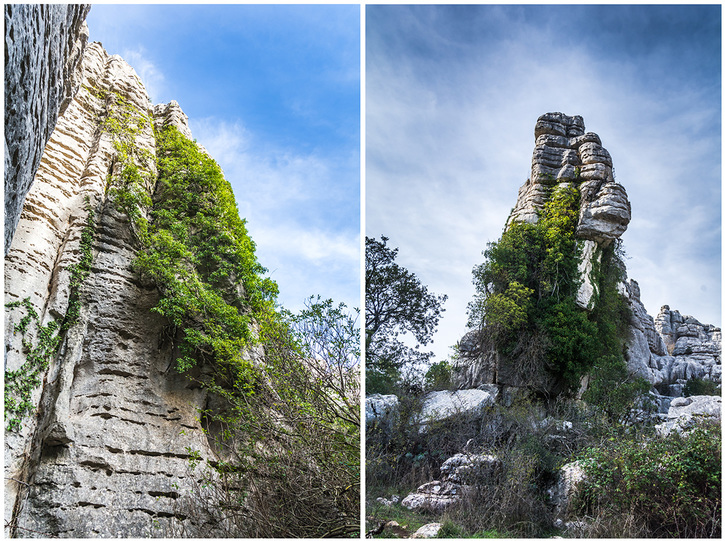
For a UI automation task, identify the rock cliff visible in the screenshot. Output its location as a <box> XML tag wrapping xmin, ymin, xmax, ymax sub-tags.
<box><xmin>4</xmin><ymin>41</ymin><xmax>239</xmax><ymax>538</ymax></box>
<box><xmin>4</xmin><ymin>4</ymin><xmax>91</xmax><ymax>254</ymax></box>
<box><xmin>454</xmin><ymin>113</ymin><xmax>720</xmax><ymax>404</ymax></box>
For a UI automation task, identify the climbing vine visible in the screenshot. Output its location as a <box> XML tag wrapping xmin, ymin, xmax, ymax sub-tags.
<box><xmin>5</xmin><ymin>198</ymin><xmax>96</xmax><ymax>430</ymax></box>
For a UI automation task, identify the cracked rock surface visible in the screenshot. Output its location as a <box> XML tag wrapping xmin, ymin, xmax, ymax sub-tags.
<box><xmin>4</xmin><ymin>4</ymin><xmax>91</xmax><ymax>254</ymax></box>
<box><xmin>5</xmin><ymin>42</ymin><xmax>226</xmax><ymax>538</ymax></box>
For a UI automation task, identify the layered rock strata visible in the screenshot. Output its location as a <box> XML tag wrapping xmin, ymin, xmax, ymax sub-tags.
<box><xmin>5</xmin><ymin>42</ymin><xmax>222</xmax><ymax>538</ymax></box>
<box><xmin>4</xmin><ymin>4</ymin><xmax>91</xmax><ymax>254</ymax></box>
<box><xmin>508</xmin><ymin>112</ymin><xmax>631</xmax><ymax>245</ymax></box>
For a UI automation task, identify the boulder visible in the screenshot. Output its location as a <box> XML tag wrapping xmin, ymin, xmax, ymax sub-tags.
<box><xmin>401</xmin><ymin>480</ymin><xmax>469</xmax><ymax>513</ymax></box>
<box><xmin>547</xmin><ymin>461</ymin><xmax>587</xmax><ymax>520</ymax></box>
<box><xmin>417</xmin><ymin>388</ymin><xmax>498</xmax><ymax>433</ymax></box>
<box><xmin>655</xmin><ymin>395</ymin><xmax>721</xmax><ymax>436</ymax></box>
<box><xmin>439</xmin><ymin>453</ymin><xmax>502</xmax><ymax>483</ymax></box>
<box><xmin>365</xmin><ymin>394</ymin><xmax>400</xmax><ymax>430</ymax></box>
<box><xmin>411</xmin><ymin>523</ymin><xmax>443</xmax><ymax>538</ymax></box>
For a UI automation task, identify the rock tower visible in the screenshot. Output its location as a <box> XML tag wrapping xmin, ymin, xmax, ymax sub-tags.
<box><xmin>454</xmin><ymin>113</ymin><xmax>720</xmax><ymax>407</ymax></box>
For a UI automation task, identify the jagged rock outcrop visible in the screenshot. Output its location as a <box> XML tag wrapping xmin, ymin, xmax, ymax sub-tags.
<box><xmin>454</xmin><ymin>113</ymin><xmax>720</xmax><ymax>403</ymax></box>
<box><xmin>508</xmin><ymin>112</ymin><xmax>631</xmax><ymax>246</ymax></box>
<box><xmin>547</xmin><ymin>461</ymin><xmax>587</xmax><ymax>521</ymax></box>
<box><xmin>365</xmin><ymin>393</ymin><xmax>400</xmax><ymax>430</ymax></box>
<box><xmin>417</xmin><ymin>388</ymin><xmax>498</xmax><ymax>433</ymax></box>
<box><xmin>4</xmin><ymin>42</ymin><xmax>231</xmax><ymax>538</ymax></box>
<box><xmin>4</xmin><ymin>4</ymin><xmax>91</xmax><ymax>254</ymax></box>
<box><xmin>655</xmin><ymin>395</ymin><xmax>722</xmax><ymax>436</ymax></box>
<box><xmin>401</xmin><ymin>452</ymin><xmax>501</xmax><ymax>513</ymax></box>
<box><xmin>626</xmin><ymin>294</ymin><xmax>721</xmax><ymax>410</ymax></box>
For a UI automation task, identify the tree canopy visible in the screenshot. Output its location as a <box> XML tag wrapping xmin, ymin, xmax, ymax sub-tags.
<box><xmin>365</xmin><ymin>236</ymin><xmax>447</xmax><ymax>394</ymax></box>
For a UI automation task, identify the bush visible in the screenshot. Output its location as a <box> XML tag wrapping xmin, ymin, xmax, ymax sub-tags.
<box><xmin>683</xmin><ymin>377</ymin><xmax>720</xmax><ymax>397</ymax></box>
<box><xmin>468</xmin><ymin>185</ymin><xmax>637</xmax><ymax>397</ymax></box>
<box><xmin>578</xmin><ymin>421</ymin><xmax>721</xmax><ymax>537</ymax></box>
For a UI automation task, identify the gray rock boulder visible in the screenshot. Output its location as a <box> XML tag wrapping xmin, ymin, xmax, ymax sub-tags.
<box><xmin>655</xmin><ymin>395</ymin><xmax>721</xmax><ymax>436</ymax></box>
<box><xmin>366</xmin><ymin>394</ymin><xmax>400</xmax><ymax>430</ymax></box>
<box><xmin>411</xmin><ymin>523</ymin><xmax>443</xmax><ymax>538</ymax></box>
<box><xmin>439</xmin><ymin>452</ymin><xmax>502</xmax><ymax>483</ymax></box>
<box><xmin>402</xmin><ymin>451</ymin><xmax>502</xmax><ymax>514</ymax></box>
<box><xmin>401</xmin><ymin>480</ymin><xmax>470</xmax><ymax>513</ymax></box>
<box><xmin>548</xmin><ymin>461</ymin><xmax>587</xmax><ymax>520</ymax></box>
<box><xmin>417</xmin><ymin>388</ymin><xmax>498</xmax><ymax>433</ymax></box>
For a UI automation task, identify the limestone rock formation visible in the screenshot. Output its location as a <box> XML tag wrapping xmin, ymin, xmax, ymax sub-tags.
<box><xmin>401</xmin><ymin>480</ymin><xmax>469</xmax><ymax>513</ymax></box>
<box><xmin>453</xmin><ymin>113</ymin><xmax>720</xmax><ymax>405</ymax></box>
<box><xmin>401</xmin><ymin>452</ymin><xmax>500</xmax><ymax>513</ymax></box>
<box><xmin>365</xmin><ymin>393</ymin><xmax>400</xmax><ymax>429</ymax></box>
<box><xmin>547</xmin><ymin>461</ymin><xmax>587</xmax><ymax>520</ymax></box>
<box><xmin>4</xmin><ymin>42</ymin><xmax>228</xmax><ymax>538</ymax></box>
<box><xmin>411</xmin><ymin>522</ymin><xmax>443</xmax><ymax>538</ymax></box>
<box><xmin>508</xmin><ymin>112</ymin><xmax>631</xmax><ymax>245</ymax></box>
<box><xmin>4</xmin><ymin>4</ymin><xmax>91</xmax><ymax>254</ymax></box>
<box><xmin>655</xmin><ymin>395</ymin><xmax>722</xmax><ymax>436</ymax></box>
<box><xmin>417</xmin><ymin>387</ymin><xmax>498</xmax><ymax>433</ymax></box>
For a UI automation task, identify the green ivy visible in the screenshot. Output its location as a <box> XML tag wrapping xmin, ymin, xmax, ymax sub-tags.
<box><xmin>111</xmin><ymin>124</ymin><xmax>279</xmax><ymax>391</ymax></box>
<box><xmin>5</xmin><ymin>198</ymin><xmax>97</xmax><ymax>430</ymax></box>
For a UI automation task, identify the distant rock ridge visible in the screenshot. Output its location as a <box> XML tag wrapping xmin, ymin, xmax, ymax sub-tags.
<box><xmin>454</xmin><ymin>113</ymin><xmax>721</xmax><ymax>407</ymax></box>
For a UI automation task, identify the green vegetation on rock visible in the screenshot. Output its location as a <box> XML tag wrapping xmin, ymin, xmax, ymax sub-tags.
<box><xmin>5</xmin><ymin>197</ymin><xmax>97</xmax><ymax>430</ymax></box>
<box><xmin>133</xmin><ymin>125</ymin><xmax>279</xmax><ymax>387</ymax></box>
<box><xmin>469</xmin><ymin>183</ymin><xmax>644</xmax><ymax>399</ymax></box>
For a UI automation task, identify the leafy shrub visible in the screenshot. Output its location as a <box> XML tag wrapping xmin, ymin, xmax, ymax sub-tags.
<box><xmin>578</xmin><ymin>421</ymin><xmax>721</xmax><ymax>537</ymax></box>
<box><xmin>130</xmin><ymin>125</ymin><xmax>279</xmax><ymax>388</ymax></box>
<box><xmin>182</xmin><ymin>298</ymin><xmax>360</xmax><ymax>538</ymax></box>
<box><xmin>683</xmin><ymin>377</ymin><xmax>720</xmax><ymax>397</ymax></box>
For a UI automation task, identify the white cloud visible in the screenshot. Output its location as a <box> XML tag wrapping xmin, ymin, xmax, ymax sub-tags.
<box><xmin>189</xmin><ymin>117</ymin><xmax>360</xmax><ymax>313</ymax></box>
<box><xmin>121</xmin><ymin>47</ymin><xmax>166</xmax><ymax>103</ymax></box>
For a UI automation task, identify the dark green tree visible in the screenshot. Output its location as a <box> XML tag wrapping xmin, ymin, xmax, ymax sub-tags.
<box><xmin>365</xmin><ymin>236</ymin><xmax>447</xmax><ymax>394</ymax></box>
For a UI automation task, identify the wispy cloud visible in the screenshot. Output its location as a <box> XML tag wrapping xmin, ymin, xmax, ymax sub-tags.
<box><xmin>121</xmin><ymin>47</ymin><xmax>166</xmax><ymax>103</ymax></box>
<box><xmin>191</xmin><ymin>117</ymin><xmax>360</xmax><ymax>312</ymax></box>
<box><xmin>367</xmin><ymin>5</ymin><xmax>721</xmax><ymax>362</ymax></box>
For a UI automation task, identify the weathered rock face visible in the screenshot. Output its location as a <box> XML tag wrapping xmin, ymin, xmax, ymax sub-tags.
<box><xmin>401</xmin><ymin>452</ymin><xmax>501</xmax><ymax>513</ymax></box>
<box><xmin>508</xmin><ymin>112</ymin><xmax>631</xmax><ymax>245</ymax></box>
<box><xmin>4</xmin><ymin>4</ymin><xmax>91</xmax><ymax>254</ymax></box>
<box><xmin>547</xmin><ymin>461</ymin><xmax>587</xmax><ymax>520</ymax></box>
<box><xmin>655</xmin><ymin>395</ymin><xmax>722</xmax><ymax>436</ymax></box>
<box><xmin>5</xmin><ymin>42</ymin><xmax>225</xmax><ymax>538</ymax></box>
<box><xmin>417</xmin><ymin>388</ymin><xmax>498</xmax><ymax>433</ymax></box>
<box><xmin>624</xmin><ymin>284</ymin><xmax>721</xmax><ymax>408</ymax></box>
<box><xmin>365</xmin><ymin>393</ymin><xmax>400</xmax><ymax>430</ymax></box>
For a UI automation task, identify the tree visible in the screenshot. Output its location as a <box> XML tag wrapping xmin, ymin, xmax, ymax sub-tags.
<box><xmin>178</xmin><ymin>297</ymin><xmax>360</xmax><ymax>538</ymax></box>
<box><xmin>366</xmin><ymin>236</ymin><xmax>447</xmax><ymax>394</ymax></box>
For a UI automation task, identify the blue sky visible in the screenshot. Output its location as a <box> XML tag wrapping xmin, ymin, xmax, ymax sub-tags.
<box><xmin>366</xmin><ymin>5</ymin><xmax>721</xmax><ymax>364</ymax></box>
<box><xmin>87</xmin><ymin>4</ymin><xmax>360</xmax><ymax>313</ymax></box>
